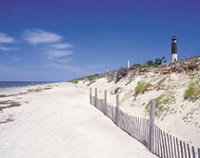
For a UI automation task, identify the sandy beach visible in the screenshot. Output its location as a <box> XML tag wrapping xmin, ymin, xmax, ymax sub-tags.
<box><xmin>0</xmin><ymin>82</ymin><xmax>156</xmax><ymax>158</ymax></box>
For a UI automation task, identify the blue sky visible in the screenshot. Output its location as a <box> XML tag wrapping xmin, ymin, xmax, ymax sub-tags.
<box><xmin>0</xmin><ymin>0</ymin><xmax>200</xmax><ymax>81</ymax></box>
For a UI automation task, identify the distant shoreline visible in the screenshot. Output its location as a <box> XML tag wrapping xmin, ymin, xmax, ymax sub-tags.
<box><xmin>0</xmin><ymin>81</ymin><xmax>58</xmax><ymax>89</ymax></box>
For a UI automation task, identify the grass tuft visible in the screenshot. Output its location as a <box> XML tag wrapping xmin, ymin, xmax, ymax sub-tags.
<box><xmin>114</xmin><ymin>87</ymin><xmax>121</xmax><ymax>94</ymax></box>
<box><xmin>184</xmin><ymin>79</ymin><xmax>200</xmax><ymax>101</ymax></box>
<box><xmin>135</xmin><ymin>82</ymin><xmax>152</xmax><ymax>95</ymax></box>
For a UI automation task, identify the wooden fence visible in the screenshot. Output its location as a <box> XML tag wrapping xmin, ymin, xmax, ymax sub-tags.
<box><xmin>90</xmin><ymin>88</ymin><xmax>200</xmax><ymax>158</ymax></box>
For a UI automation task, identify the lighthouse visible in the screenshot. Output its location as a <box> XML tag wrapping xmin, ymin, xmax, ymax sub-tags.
<box><xmin>171</xmin><ymin>35</ymin><xmax>178</xmax><ymax>62</ymax></box>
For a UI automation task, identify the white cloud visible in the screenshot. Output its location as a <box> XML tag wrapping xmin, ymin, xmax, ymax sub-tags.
<box><xmin>0</xmin><ymin>33</ymin><xmax>15</xmax><ymax>43</ymax></box>
<box><xmin>23</xmin><ymin>29</ymin><xmax>62</xmax><ymax>45</ymax></box>
<box><xmin>46</xmin><ymin>63</ymin><xmax>89</xmax><ymax>74</ymax></box>
<box><xmin>87</xmin><ymin>64</ymin><xmax>112</xmax><ymax>69</ymax></box>
<box><xmin>51</xmin><ymin>58</ymin><xmax>73</xmax><ymax>63</ymax></box>
<box><xmin>12</xmin><ymin>58</ymin><xmax>21</xmax><ymax>62</ymax></box>
<box><xmin>49</xmin><ymin>43</ymin><xmax>73</xmax><ymax>49</ymax></box>
<box><xmin>0</xmin><ymin>46</ymin><xmax>18</xmax><ymax>51</ymax></box>
<box><xmin>46</xmin><ymin>50</ymin><xmax>72</xmax><ymax>60</ymax></box>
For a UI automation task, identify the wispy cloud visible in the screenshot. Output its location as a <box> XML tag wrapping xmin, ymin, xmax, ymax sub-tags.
<box><xmin>0</xmin><ymin>33</ymin><xmax>15</xmax><ymax>43</ymax></box>
<box><xmin>0</xmin><ymin>46</ymin><xmax>18</xmax><ymax>51</ymax></box>
<box><xmin>46</xmin><ymin>63</ymin><xmax>90</xmax><ymax>74</ymax></box>
<box><xmin>46</xmin><ymin>50</ymin><xmax>72</xmax><ymax>60</ymax></box>
<box><xmin>49</xmin><ymin>43</ymin><xmax>73</xmax><ymax>49</ymax></box>
<box><xmin>87</xmin><ymin>64</ymin><xmax>112</xmax><ymax>69</ymax></box>
<box><xmin>23</xmin><ymin>29</ymin><xmax>62</xmax><ymax>45</ymax></box>
<box><xmin>50</xmin><ymin>57</ymin><xmax>73</xmax><ymax>64</ymax></box>
<box><xmin>22</xmin><ymin>29</ymin><xmax>88</xmax><ymax>74</ymax></box>
<box><xmin>12</xmin><ymin>57</ymin><xmax>21</xmax><ymax>62</ymax></box>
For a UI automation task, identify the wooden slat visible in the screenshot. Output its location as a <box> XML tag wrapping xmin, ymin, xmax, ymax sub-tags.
<box><xmin>180</xmin><ymin>140</ymin><xmax>183</xmax><ymax>158</ymax></box>
<box><xmin>169</xmin><ymin>135</ymin><xmax>174</xmax><ymax>158</ymax></box>
<box><xmin>192</xmin><ymin>146</ymin><xmax>196</xmax><ymax>158</ymax></box>
<box><xmin>139</xmin><ymin>118</ymin><xmax>142</xmax><ymax>141</ymax></box>
<box><xmin>135</xmin><ymin>117</ymin><xmax>137</xmax><ymax>137</ymax></box>
<box><xmin>146</xmin><ymin>119</ymin><xmax>148</xmax><ymax>146</ymax></box>
<box><xmin>158</xmin><ymin>127</ymin><xmax>162</xmax><ymax>157</ymax></box>
<box><xmin>136</xmin><ymin>117</ymin><xmax>139</xmax><ymax>140</ymax></box>
<box><xmin>104</xmin><ymin>90</ymin><xmax>107</xmax><ymax>115</ymax></box>
<box><xmin>176</xmin><ymin>138</ymin><xmax>180</xmax><ymax>158</ymax></box>
<box><xmin>147</xmin><ymin>119</ymin><xmax>149</xmax><ymax>147</ymax></box>
<box><xmin>142</xmin><ymin>118</ymin><xmax>145</xmax><ymax>145</ymax></box>
<box><xmin>187</xmin><ymin>144</ymin><xmax>191</xmax><ymax>158</ymax></box>
<box><xmin>131</xmin><ymin>117</ymin><xmax>135</xmax><ymax>137</ymax></box>
<box><xmin>173</xmin><ymin>137</ymin><xmax>177</xmax><ymax>158</ymax></box>
<box><xmin>184</xmin><ymin>141</ymin><xmax>187</xmax><ymax>158</ymax></box>
<box><xmin>166</xmin><ymin>133</ymin><xmax>172</xmax><ymax>158</ymax></box>
<box><xmin>95</xmin><ymin>88</ymin><xmax>97</xmax><ymax>107</ymax></box>
<box><xmin>90</xmin><ymin>88</ymin><xmax>92</xmax><ymax>104</ymax></box>
<box><xmin>163</xmin><ymin>131</ymin><xmax>169</xmax><ymax>158</ymax></box>
<box><xmin>161</xmin><ymin>130</ymin><xmax>166</xmax><ymax>158</ymax></box>
<box><xmin>135</xmin><ymin>117</ymin><xmax>139</xmax><ymax>139</ymax></box>
<box><xmin>149</xmin><ymin>101</ymin><xmax>155</xmax><ymax>152</ymax></box>
<box><xmin>154</xmin><ymin>124</ymin><xmax>157</xmax><ymax>155</ymax></box>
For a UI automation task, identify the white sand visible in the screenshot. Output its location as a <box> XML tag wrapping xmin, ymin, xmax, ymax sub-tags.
<box><xmin>0</xmin><ymin>83</ymin><xmax>156</xmax><ymax>158</ymax></box>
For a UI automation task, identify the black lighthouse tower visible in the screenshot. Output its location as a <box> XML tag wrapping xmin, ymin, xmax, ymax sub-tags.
<box><xmin>171</xmin><ymin>35</ymin><xmax>178</xmax><ymax>61</ymax></box>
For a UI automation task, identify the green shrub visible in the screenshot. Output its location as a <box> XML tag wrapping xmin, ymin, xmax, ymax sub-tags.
<box><xmin>114</xmin><ymin>87</ymin><xmax>121</xmax><ymax>94</ymax></box>
<box><xmin>184</xmin><ymin>80</ymin><xmax>200</xmax><ymax>100</ymax></box>
<box><xmin>87</xmin><ymin>81</ymin><xmax>95</xmax><ymax>86</ymax></box>
<box><xmin>115</xmin><ymin>67</ymin><xmax>129</xmax><ymax>83</ymax></box>
<box><xmin>108</xmin><ymin>76</ymin><xmax>114</xmax><ymax>83</ymax></box>
<box><xmin>87</xmin><ymin>74</ymin><xmax>99</xmax><ymax>81</ymax></box>
<box><xmin>145</xmin><ymin>56</ymin><xmax>166</xmax><ymax>67</ymax></box>
<box><xmin>130</xmin><ymin>64</ymin><xmax>142</xmax><ymax>70</ymax></box>
<box><xmin>135</xmin><ymin>82</ymin><xmax>152</xmax><ymax>95</ymax></box>
<box><xmin>69</xmin><ymin>79</ymin><xmax>79</xmax><ymax>84</ymax></box>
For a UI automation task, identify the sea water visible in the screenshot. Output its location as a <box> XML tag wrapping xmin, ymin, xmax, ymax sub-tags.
<box><xmin>0</xmin><ymin>81</ymin><xmax>54</xmax><ymax>95</ymax></box>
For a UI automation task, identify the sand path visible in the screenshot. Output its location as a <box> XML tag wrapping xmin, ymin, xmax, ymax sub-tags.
<box><xmin>0</xmin><ymin>83</ymin><xmax>157</xmax><ymax>158</ymax></box>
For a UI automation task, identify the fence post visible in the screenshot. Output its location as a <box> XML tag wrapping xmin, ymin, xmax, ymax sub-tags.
<box><xmin>90</xmin><ymin>88</ymin><xmax>92</xmax><ymax>104</ymax></box>
<box><xmin>149</xmin><ymin>100</ymin><xmax>155</xmax><ymax>152</ymax></box>
<box><xmin>115</xmin><ymin>94</ymin><xmax>119</xmax><ymax>126</ymax></box>
<box><xmin>95</xmin><ymin>88</ymin><xmax>97</xmax><ymax>107</ymax></box>
<box><xmin>104</xmin><ymin>90</ymin><xmax>107</xmax><ymax>115</ymax></box>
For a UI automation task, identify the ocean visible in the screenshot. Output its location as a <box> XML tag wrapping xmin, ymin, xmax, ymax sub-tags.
<box><xmin>0</xmin><ymin>81</ymin><xmax>53</xmax><ymax>89</ymax></box>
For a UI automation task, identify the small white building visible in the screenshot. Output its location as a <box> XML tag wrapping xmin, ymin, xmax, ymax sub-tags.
<box><xmin>128</xmin><ymin>60</ymin><xmax>130</xmax><ymax>68</ymax></box>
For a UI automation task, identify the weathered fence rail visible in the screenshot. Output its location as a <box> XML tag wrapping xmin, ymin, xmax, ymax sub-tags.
<box><xmin>90</xmin><ymin>88</ymin><xmax>200</xmax><ymax>158</ymax></box>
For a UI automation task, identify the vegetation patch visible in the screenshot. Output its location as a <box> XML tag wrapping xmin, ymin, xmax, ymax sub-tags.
<box><xmin>184</xmin><ymin>78</ymin><xmax>200</xmax><ymax>101</ymax></box>
<box><xmin>87</xmin><ymin>74</ymin><xmax>100</xmax><ymax>81</ymax></box>
<box><xmin>0</xmin><ymin>116</ymin><xmax>14</xmax><ymax>124</ymax></box>
<box><xmin>87</xmin><ymin>81</ymin><xmax>96</xmax><ymax>86</ymax></box>
<box><xmin>115</xmin><ymin>67</ymin><xmax>129</xmax><ymax>83</ymax></box>
<box><xmin>0</xmin><ymin>100</ymin><xmax>21</xmax><ymax>111</ymax></box>
<box><xmin>145</xmin><ymin>92</ymin><xmax>176</xmax><ymax>117</ymax></box>
<box><xmin>69</xmin><ymin>79</ymin><xmax>79</xmax><ymax>84</ymax></box>
<box><xmin>135</xmin><ymin>82</ymin><xmax>152</xmax><ymax>95</ymax></box>
<box><xmin>120</xmin><ymin>92</ymin><xmax>133</xmax><ymax>104</ymax></box>
<box><xmin>126</xmin><ymin>74</ymin><xmax>135</xmax><ymax>86</ymax></box>
<box><xmin>143</xmin><ymin>56</ymin><xmax>167</xmax><ymax>68</ymax></box>
<box><xmin>114</xmin><ymin>87</ymin><xmax>121</xmax><ymax>94</ymax></box>
<box><xmin>182</xmin><ymin>107</ymin><xmax>200</xmax><ymax>126</ymax></box>
<box><xmin>107</xmin><ymin>75</ymin><xmax>114</xmax><ymax>83</ymax></box>
<box><xmin>155</xmin><ymin>76</ymin><xmax>169</xmax><ymax>90</ymax></box>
